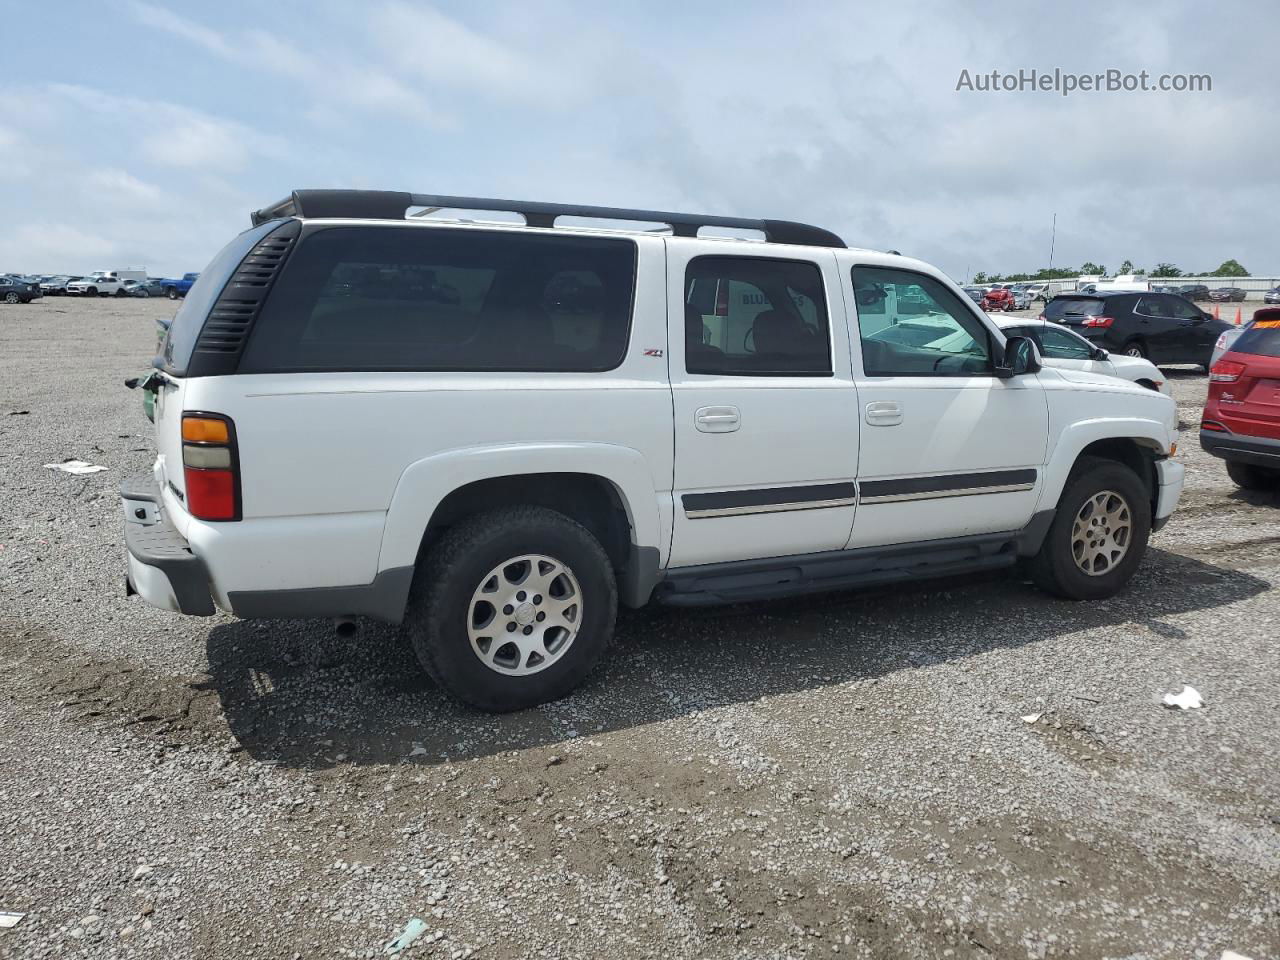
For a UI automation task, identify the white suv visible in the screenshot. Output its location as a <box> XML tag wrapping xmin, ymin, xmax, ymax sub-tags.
<box><xmin>122</xmin><ymin>190</ymin><xmax>1184</xmax><ymax>711</ymax></box>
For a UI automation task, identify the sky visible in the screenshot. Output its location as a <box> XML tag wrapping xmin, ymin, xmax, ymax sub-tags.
<box><xmin>1</xmin><ymin>0</ymin><xmax>1276</xmax><ymax>281</ymax></box>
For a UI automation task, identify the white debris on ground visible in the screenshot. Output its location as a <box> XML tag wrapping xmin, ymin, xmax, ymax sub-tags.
<box><xmin>1162</xmin><ymin>684</ymin><xmax>1205</xmax><ymax>709</ymax></box>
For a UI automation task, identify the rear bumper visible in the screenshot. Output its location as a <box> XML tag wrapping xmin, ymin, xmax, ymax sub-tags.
<box><xmin>1200</xmin><ymin>430</ymin><xmax>1280</xmax><ymax>469</ymax></box>
<box><xmin>121</xmin><ymin>471</ymin><xmax>216</xmax><ymax>616</ymax></box>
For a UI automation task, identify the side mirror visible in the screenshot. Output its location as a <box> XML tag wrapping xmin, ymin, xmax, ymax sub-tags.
<box><xmin>1091</xmin><ymin>347</ymin><xmax>1109</xmax><ymax>361</ymax></box>
<box><xmin>994</xmin><ymin>335</ymin><xmax>1042</xmax><ymax>379</ymax></box>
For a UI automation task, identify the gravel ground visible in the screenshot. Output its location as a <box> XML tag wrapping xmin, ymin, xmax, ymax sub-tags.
<box><xmin>1</xmin><ymin>296</ymin><xmax>1278</xmax><ymax>960</ymax></box>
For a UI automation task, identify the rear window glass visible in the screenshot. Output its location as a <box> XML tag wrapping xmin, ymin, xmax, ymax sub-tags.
<box><xmin>161</xmin><ymin>219</ymin><xmax>282</xmax><ymax>375</ymax></box>
<box><xmin>1231</xmin><ymin>320</ymin><xmax>1280</xmax><ymax>358</ymax></box>
<box><xmin>1045</xmin><ymin>297</ymin><xmax>1106</xmax><ymax>319</ymax></box>
<box><xmin>240</xmin><ymin>226</ymin><xmax>636</xmax><ymax>373</ymax></box>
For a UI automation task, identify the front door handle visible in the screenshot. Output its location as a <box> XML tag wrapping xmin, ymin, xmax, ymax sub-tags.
<box><xmin>865</xmin><ymin>400</ymin><xmax>903</xmax><ymax>426</ymax></box>
<box><xmin>695</xmin><ymin>405</ymin><xmax>741</xmax><ymax>433</ymax></box>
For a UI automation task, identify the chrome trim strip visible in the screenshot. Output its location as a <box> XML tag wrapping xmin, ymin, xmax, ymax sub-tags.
<box><xmin>859</xmin><ymin>482</ymin><xmax>1035</xmax><ymax>504</ymax></box>
<box><xmin>685</xmin><ymin>496</ymin><xmax>858</xmax><ymax>519</ymax></box>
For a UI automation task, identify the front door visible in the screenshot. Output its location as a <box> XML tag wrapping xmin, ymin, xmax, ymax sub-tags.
<box><xmin>841</xmin><ymin>262</ymin><xmax>1049</xmax><ymax>549</ymax></box>
<box><xmin>667</xmin><ymin>245</ymin><xmax>860</xmax><ymax>568</ymax></box>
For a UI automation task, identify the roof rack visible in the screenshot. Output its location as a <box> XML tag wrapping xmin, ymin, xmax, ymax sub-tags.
<box><xmin>250</xmin><ymin>189</ymin><xmax>845</xmax><ymax>248</ymax></box>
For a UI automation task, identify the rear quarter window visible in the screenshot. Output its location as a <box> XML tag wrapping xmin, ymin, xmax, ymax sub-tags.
<box><xmin>240</xmin><ymin>226</ymin><xmax>636</xmax><ymax>373</ymax></box>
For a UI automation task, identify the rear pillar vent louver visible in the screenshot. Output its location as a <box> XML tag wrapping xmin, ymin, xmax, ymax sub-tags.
<box><xmin>191</xmin><ymin>219</ymin><xmax>301</xmax><ymax>374</ymax></box>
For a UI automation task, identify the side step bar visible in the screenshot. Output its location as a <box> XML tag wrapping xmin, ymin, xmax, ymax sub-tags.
<box><xmin>657</xmin><ymin>528</ymin><xmax>1038</xmax><ymax>607</ymax></box>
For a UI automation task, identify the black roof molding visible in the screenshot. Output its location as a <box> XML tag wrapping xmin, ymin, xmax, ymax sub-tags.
<box><xmin>251</xmin><ymin>189</ymin><xmax>845</xmax><ymax>248</ymax></box>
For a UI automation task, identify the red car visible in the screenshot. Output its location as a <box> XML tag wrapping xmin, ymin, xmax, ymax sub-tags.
<box><xmin>1201</xmin><ymin>307</ymin><xmax>1280</xmax><ymax>489</ymax></box>
<box><xmin>981</xmin><ymin>287</ymin><xmax>1014</xmax><ymax>312</ymax></box>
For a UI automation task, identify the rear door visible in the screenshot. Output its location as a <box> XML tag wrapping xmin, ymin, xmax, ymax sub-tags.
<box><xmin>1130</xmin><ymin>295</ymin><xmax>1186</xmax><ymax>362</ymax></box>
<box><xmin>666</xmin><ymin>244</ymin><xmax>859</xmax><ymax>568</ymax></box>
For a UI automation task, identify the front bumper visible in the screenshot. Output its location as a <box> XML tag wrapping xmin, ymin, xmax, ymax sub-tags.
<box><xmin>121</xmin><ymin>471</ymin><xmax>216</xmax><ymax>616</ymax></box>
<box><xmin>1152</xmin><ymin>458</ymin><xmax>1185</xmax><ymax>532</ymax></box>
<box><xmin>1200</xmin><ymin>430</ymin><xmax>1280</xmax><ymax>469</ymax></box>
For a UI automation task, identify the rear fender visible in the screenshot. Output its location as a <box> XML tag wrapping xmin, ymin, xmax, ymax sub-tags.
<box><xmin>376</xmin><ymin>443</ymin><xmax>665</xmax><ymax>573</ymax></box>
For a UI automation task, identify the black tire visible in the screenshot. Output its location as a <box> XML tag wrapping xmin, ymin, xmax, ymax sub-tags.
<box><xmin>167</xmin><ymin>287</ymin><xmax>179</xmax><ymax>300</ymax></box>
<box><xmin>1122</xmin><ymin>340</ymin><xmax>1146</xmax><ymax>359</ymax></box>
<box><xmin>86</xmin><ymin>286</ymin><xmax>97</xmax><ymax>296</ymax></box>
<box><xmin>1028</xmin><ymin>456</ymin><xmax>1152</xmax><ymax>601</ymax></box>
<box><xmin>1225</xmin><ymin>460</ymin><xmax>1280</xmax><ymax>490</ymax></box>
<box><xmin>404</xmin><ymin>506</ymin><xmax>617</xmax><ymax>712</ymax></box>
<box><xmin>114</xmin><ymin>288</ymin><xmax>126</xmax><ymax>297</ymax></box>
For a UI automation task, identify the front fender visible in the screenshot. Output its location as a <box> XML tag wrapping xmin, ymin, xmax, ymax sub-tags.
<box><xmin>1037</xmin><ymin>416</ymin><xmax>1171</xmax><ymax>512</ymax></box>
<box><xmin>376</xmin><ymin>442</ymin><xmax>664</xmax><ymax>573</ymax></box>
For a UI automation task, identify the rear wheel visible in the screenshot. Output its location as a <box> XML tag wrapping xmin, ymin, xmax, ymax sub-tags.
<box><xmin>167</xmin><ymin>287</ymin><xmax>179</xmax><ymax>300</ymax></box>
<box><xmin>1226</xmin><ymin>460</ymin><xmax>1280</xmax><ymax>490</ymax></box>
<box><xmin>404</xmin><ymin>506</ymin><xmax>617</xmax><ymax>712</ymax></box>
<box><xmin>3</xmin><ymin>292</ymin><xmax>18</xmax><ymax>304</ymax></box>
<box><xmin>1123</xmin><ymin>341</ymin><xmax>1147</xmax><ymax>359</ymax></box>
<box><xmin>1028</xmin><ymin>457</ymin><xmax>1151</xmax><ymax>601</ymax></box>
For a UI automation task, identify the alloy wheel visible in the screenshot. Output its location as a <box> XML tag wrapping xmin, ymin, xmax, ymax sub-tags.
<box><xmin>467</xmin><ymin>554</ymin><xmax>583</xmax><ymax>675</ymax></box>
<box><xmin>1071</xmin><ymin>490</ymin><xmax>1133</xmax><ymax>576</ymax></box>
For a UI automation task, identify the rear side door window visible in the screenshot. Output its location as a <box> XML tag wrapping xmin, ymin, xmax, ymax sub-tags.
<box><xmin>850</xmin><ymin>266</ymin><xmax>993</xmax><ymax>376</ymax></box>
<box><xmin>683</xmin><ymin>257</ymin><xmax>832</xmax><ymax>376</ymax></box>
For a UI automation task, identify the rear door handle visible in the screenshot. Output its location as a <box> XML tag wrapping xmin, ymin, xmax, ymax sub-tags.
<box><xmin>865</xmin><ymin>400</ymin><xmax>903</xmax><ymax>426</ymax></box>
<box><xmin>695</xmin><ymin>405</ymin><xmax>740</xmax><ymax>433</ymax></box>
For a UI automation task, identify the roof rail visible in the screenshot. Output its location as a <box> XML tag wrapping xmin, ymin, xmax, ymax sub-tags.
<box><xmin>250</xmin><ymin>189</ymin><xmax>845</xmax><ymax>248</ymax></box>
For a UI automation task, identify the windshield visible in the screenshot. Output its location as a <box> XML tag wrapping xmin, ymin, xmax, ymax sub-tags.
<box><xmin>1231</xmin><ymin>318</ymin><xmax>1280</xmax><ymax>358</ymax></box>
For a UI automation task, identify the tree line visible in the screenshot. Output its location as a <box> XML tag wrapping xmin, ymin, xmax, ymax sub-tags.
<box><xmin>971</xmin><ymin>259</ymin><xmax>1250</xmax><ymax>284</ymax></box>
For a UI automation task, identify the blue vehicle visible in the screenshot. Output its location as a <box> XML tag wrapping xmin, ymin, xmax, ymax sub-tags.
<box><xmin>160</xmin><ymin>272</ymin><xmax>200</xmax><ymax>300</ymax></box>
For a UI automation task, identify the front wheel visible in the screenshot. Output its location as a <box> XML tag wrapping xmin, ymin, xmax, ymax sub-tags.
<box><xmin>1226</xmin><ymin>460</ymin><xmax>1280</xmax><ymax>490</ymax></box>
<box><xmin>166</xmin><ymin>287</ymin><xmax>179</xmax><ymax>300</ymax></box>
<box><xmin>1028</xmin><ymin>457</ymin><xmax>1151</xmax><ymax>601</ymax></box>
<box><xmin>404</xmin><ymin>506</ymin><xmax>617</xmax><ymax>712</ymax></box>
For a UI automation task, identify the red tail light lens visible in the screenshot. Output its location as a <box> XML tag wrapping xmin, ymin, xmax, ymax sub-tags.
<box><xmin>182</xmin><ymin>413</ymin><xmax>240</xmax><ymax>521</ymax></box>
<box><xmin>1082</xmin><ymin>315</ymin><xmax>1114</xmax><ymax>328</ymax></box>
<box><xmin>1209</xmin><ymin>360</ymin><xmax>1246</xmax><ymax>382</ymax></box>
<box><xmin>1200</xmin><ymin>420</ymin><xmax>1228</xmax><ymax>432</ymax></box>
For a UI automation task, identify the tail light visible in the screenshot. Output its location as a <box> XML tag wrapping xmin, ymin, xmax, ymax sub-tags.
<box><xmin>1200</xmin><ymin>420</ymin><xmax>1228</xmax><ymax>432</ymax></box>
<box><xmin>1208</xmin><ymin>360</ymin><xmax>1246</xmax><ymax>383</ymax></box>
<box><xmin>181</xmin><ymin>413</ymin><xmax>240</xmax><ymax>521</ymax></box>
<box><xmin>1081</xmin><ymin>315</ymin><xmax>1114</xmax><ymax>328</ymax></box>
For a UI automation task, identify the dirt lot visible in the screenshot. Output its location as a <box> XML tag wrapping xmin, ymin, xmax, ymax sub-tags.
<box><xmin>1</xmin><ymin>296</ymin><xmax>1278</xmax><ymax>960</ymax></box>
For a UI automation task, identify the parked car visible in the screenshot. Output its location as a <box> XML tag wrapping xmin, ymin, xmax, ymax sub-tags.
<box><xmin>160</xmin><ymin>272</ymin><xmax>200</xmax><ymax>300</ymax></box>
<box><xmin>121</xmin><ymin>188</ymin><xmax>1183</xmax><ymax>711</ymax></box>
<box><xmin>123</xmin><ymin>279</ymin><xmax>166</xmax><ymax>298</ymax></box>
<box><xmin>1177</xmin><ymin>284</ymin><xmax>1211</xmax><ymax>302</ymax></box>
<box><xmin>1043</xmin><ymin>291</ymin><xmax>1231</xmax><ymax>366</ymax></box>
<box><xmin>67</xmin><ymin>270</ymin><xmax>147</xmax><ymax>297</ymax></box>
<box><xmin>1210</xmin><ymin>326</ymin><xmax>1245</xmax><ymax>369</ymax></box>
<box><xmin>39</xmin><ymin>275</ymin><xmax>81</xmax><ymax>295</ymax></box>
<box><xmin>1009</xmin><ymin>288</ymin><xmax>1034</xmax><ymax>310</ymax></box>
<box><xmin>1208</xmin><ymin>287</ymin><xmax>1247</xmax><ymax>302</ymax></box>
<box><xmin>961</xmin><ymin>285</ymin><xmax>985</xmax><ymax>304</ymax></box>
<box><xmin>992</xmin><ymin>317</ymin><xmax>1170</xmax><ymax>394</ymax></box>
<box><xmin>1201</xmin><ymin>308</ymin><xmax>1280</xmax><ymax>489</ymax></box>
<box><xmin>0</xmin><ymin>275</ymin><xmax>41</xmax><ymax>303</ymax></box>
<box><xmin>1263</xmin><ymin>287</ymin><xmax>1280</xmax><ymax>305</ymax></box>
<box><xmin>981</xmin><ymin>287</ymin><xmax>1015</xmax><ymax>311</ymax></box>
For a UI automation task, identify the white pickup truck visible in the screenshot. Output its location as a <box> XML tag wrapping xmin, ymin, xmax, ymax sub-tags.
<box><xmin>68</xmin><ymin>269</ymin><xmax>146</xmax><ymax>297</ymax></box>
<box><xmin>122</xmin><ymin>190</ymin><xmax>1184</xmax><ymax>711</ymax></box>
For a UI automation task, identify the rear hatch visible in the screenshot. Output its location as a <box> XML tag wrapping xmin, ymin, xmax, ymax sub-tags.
<box><xmin>1212</xmin><ymin>319</ymin><xmax>1280</xmax><ymax>439</ymax></box>
<box><xmin>1045</xmin><ymin>295</ymin><xmax>1109</xmax><ymax>336</ymax></box>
